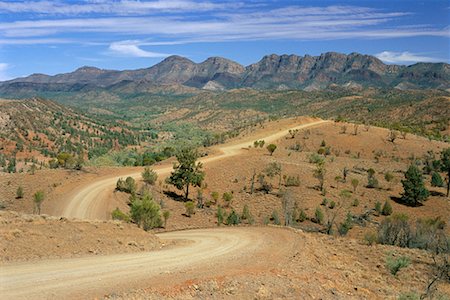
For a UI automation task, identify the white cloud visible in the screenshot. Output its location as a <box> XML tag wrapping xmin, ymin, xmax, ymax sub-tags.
<box><xmin>0</xmin><ymin>63</ymin><xmax>10</xmax><ymax>81</ymax></box>
<box><xmin>375</xmin><ymin>51</ymin><xmax>442</xmax><ymax>64</ymax></box>
<box><xmin>108</xmin><ymin>40</ymin><xmax>170</xmax><ymax>57</ymax></box>
<box><xmin>0</xmin><ymin>0</ymin><xmax>241</xmax><ymax>15</ymax></box>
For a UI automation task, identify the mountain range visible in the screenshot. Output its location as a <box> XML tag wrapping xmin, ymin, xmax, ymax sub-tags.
<box><xmin>1</xmin><ymin>52</ymin><xmax>449</xmax><ymax>94</ymax></box>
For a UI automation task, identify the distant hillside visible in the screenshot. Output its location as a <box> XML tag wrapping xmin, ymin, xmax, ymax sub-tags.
<box><xmin>1</xmin><ymin>52</ymin><xmax>448</xmax><ymax>95</ymax></box>
<box><xmin>0</xmin><ymin>98</ymin><xmax>152</xmax><ymax>171</ymax></box>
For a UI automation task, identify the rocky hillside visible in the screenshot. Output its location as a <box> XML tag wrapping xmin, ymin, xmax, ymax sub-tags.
<box><xmin>1</xmin><ymin>52</ymin><xmax>448</xmax><ymax>94</ymax></box>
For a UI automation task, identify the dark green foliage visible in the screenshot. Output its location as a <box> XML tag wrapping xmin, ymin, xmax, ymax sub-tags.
<box><xmin>382</xmin><ymin>200</ymin><xmax>393</xmax><ymax>216</ymax></box>
<box><xmin>168</xmin><ymin>146</ymin><xmax>205</xmax><ymax>201</ymax></box>
<box><xmin>401</xmin><ymin>165</ymin><xmax>429</xmax><ymax>206</ymax></box>
<box><xmin>116</xmin><ymin>177</ymin><xmax>136</xmax><ymax>194</ymax></box>
<box><xmin>226</xmin><ymin>210</ymin><xmax>241</xmax><ymax>225</ymax></box>
<box><xmin>111</xmin><ymin>207</ymin><xmax>130</xmax><ymax>222</ymax></box>
<box><xmin>440</xmin><ymin>148</ymin><xmax>450</xmax><ymax>196</ymax></box>
<box><xmin>142</xmin><ymin>167</ymin><xmax>158</xmax><ymax>185</ymax></box>
<box><xmin>266</xmin><ymin>143</ymin><xmax>277</xmax><ymax>156</ymax></box>
<box><xmin>367</xmin><ymin>168</ymin><xmax>379</xmax><ymax>188</ymax></box>
<box><xmin>328</xmin><ymin>201</ymin><xmax>336</xmax><ymax>209</ymax></box>
<box><xmin>374</xmin><ymin>201</ymin><xmax>382</xmax><ymax>215</ymax></box>
<box><xmin>338</xmin><ymin>212</ymin><xmax>353</xmax><ymax>236</ymax></box>
<box><xmin>130</xmin><ymin>193</ymin><xmax>162</xmax><ymax>230</ymax></box>
<box><xmin>431</xmin><ymin>172</ymin><xmax>444</xmax><ymax>187</ymax></box>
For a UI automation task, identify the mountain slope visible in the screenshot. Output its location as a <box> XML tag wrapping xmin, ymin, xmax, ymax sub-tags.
<box><xmin>1</xmin><ymin>52</ymin><xmax>448</xmax><ymax>93</ymax></box>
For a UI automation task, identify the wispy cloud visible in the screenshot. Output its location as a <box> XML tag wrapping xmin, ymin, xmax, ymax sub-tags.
<box><xmin>0</xmin><ymin>63</ymin><xmax>10</xmax><ymax>81</ymax></box>
<box><xmin>0</xmin><ymin>0</ymin><xmax>241</xmax><ymax>15</ymax></box>
<box><xmin>375</xmin><ymin>51</ymin><xmax>442</xmax><ymax>64</ymax></box>
<box><xmin>108</xmin><ymin>40</ymin><xmax>170</xmax><ymax>57</ymax></box>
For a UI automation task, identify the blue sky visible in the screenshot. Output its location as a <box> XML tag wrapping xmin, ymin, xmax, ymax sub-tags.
<box><xmin>0</xmin><ymin>0</ymin><xmax>449</xmax><ymax>80</ymax></box>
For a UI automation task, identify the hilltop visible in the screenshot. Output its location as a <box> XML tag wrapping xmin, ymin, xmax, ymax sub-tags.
<box><xmin>1</xmin><ymin>52</ymin><xmax>448</xmax><ymax>94</ymax></box>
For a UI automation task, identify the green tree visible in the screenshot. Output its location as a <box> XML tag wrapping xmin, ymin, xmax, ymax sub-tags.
<box><xmin>142</xmin><ymin>167</ymin><xmax>158</xmax><ymax>185</ymax></box>
<box><xmin>440</xmin><ymin>148</ymin><xmax>450</xmax><ymax>197</ymax></box>
<box><xmin>381</xmin><ymin>200</ymin><xmax>393</xmax><ymax>216</ymax></box>
<box><xmin>162</xmin><ymin>211</ymin><xmax>170</xmax><ymax>228</ymax></box>
<box><xmin>33</xmin><ymin>190</ymin><xmax>45</xmax><ymax>214</ymax></box>
<box><xmin>111</xmin><ymin>207</ymin><xmax>130</xmax><ymax>222</ymax></box>
<box><xmin>226</xmin><ymin>210</ymin><xmax>241</xmax><ymax>225</ymax></box>
<box><xmin>431</xmin><ymin>172</ymin><xmax>444</xmax><ymax>188</ymax></box>
<box><xmin>130</xmin><ymin>193</ymin><xmax>162</xmax><ymax>230</ymax></box>
<box><xmin>314</xmin><ymin>207</ymin><xmax>324</xmax><ymax>224</ymax></box>
<box><xmin>313</xmin><ymin>160</ymin><xmax>326</xmax><ymax>192</ymax></box>
<box><xmin>16</xmin><ymin>186</ymin><xmax>24</xmax><ymax>199</ymax></box>
<box><xmin>266</xmin><ymin>144</ymin><xmax>277</xmax><ymax>156</ymax></box>
<box><xmin>168</xmin><ymin>147</ymin><xmax>205</xmax><ymax>201</ymax></box>
<box><xmin>401</xmin><ymin>165</ymin><xmax>429</xmax><ymax>206</ymax></box>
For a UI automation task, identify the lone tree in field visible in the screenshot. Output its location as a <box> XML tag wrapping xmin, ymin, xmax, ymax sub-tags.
<box><xmin>401</xmin><ymin>164</ymin><xmax>429</xmax><ymax>206</ymax></box>
<box><xmin>266</xmin><ymin>144</ymin><xmax>277</xmax><ymax>156</ymax></box>
<box><xmin>33</xmin><ymin>191</ymin><xmax>45</xmax><ymax>214</ymax></box>
<box><xmin>168</xmin><ymin>146</ymin><xmax>205</xmax><ymax>201</ymax></box>
<box><xmin>142</xmin><ymin>167</ymin><xmax>158</xmax><ymax>185</ymax></box>
<box><xmin>440</xmin><ymin>148</ymin><xmax>450</xmax><ymax>197</ymax></box>
<box><xmin>313</xmin><ymin>160</ymin><xmax>326</xmax><ymax>192</ymax></box>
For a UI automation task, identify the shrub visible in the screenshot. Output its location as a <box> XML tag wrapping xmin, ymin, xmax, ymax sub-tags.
<box><xmin>216</xmin><ymin>206</ymin><xmax>224</xmax><ymax>226</ymax></box>
<box><xmin>162</xmin><ymin>211</ymin><xmax>170</xmax><ymax>228</ymax></box>
<box><xmin>241</xmin><ymin>204</ymin><xmax>252</xmax><ymax>221</ymax></box>
<box><xmin>309</xmin><ymin>153</ymin><xmax>324</xmax><ymax>164</ymax></box>
<box><xmin>338</xmin><ymin>212</ymin><xmax>353</xmax><ymax>236</ymax></box>
<box><xmin>321</xmin><ymin>198</ymin><xmax>328</xmax><ymax>206</ymax></box>
<box><xmin>130</xmin><ymin>194</ymin><xmax>162</xmax><ymax>230</ymax></box>
<box><xmin>298</xmin><ymin>209</ymin><xmax>307</xmax><ymax>222</ymax></box>
<box><xmin>271</xmin><ymin>210</ymin><xmax>281</xmax><ymax>225</ymax></box>
<box><xmin>211</xmin><ymin>191</ymin><xmax>219</xmax><ymax>204</ymax></box>
<box><xmin>16</xmin><ymin>186</ymin><xmax>24</xmax><ymax>199</ymax></box>
<box><xmin>222</xmin><ymin>192</ymin><xmax>233</xmax><ymax>207</ymax></box>
<box><xmin>431</xmin><ymin>172</ymin><xmax>444</xmax><ymax>187</ymax></box>
<box><xmin>398</xmin><ymin>292</ymin><xmax>420</xmax><ymax>300</ymax></box>
<box><xmin>263</xmin><ymin>215</ymin><xmax>270</xmax><ymax>225</ymax></box>
<box><xmin>226</xmin><ymin>210</ymin><xmax>241</xmax><ymax>225</ymax></box>
<box><xmin>116</xmin><ymin>177</ymin><xmax>137</xmax><ymax>194</ymax></box>
<box><xmin>374</xmin><ymin>201</ymin><xmax>382</xmax><ymax>215</ymax></box>
<box><xmin>33</xmin><ymin>191</ymin><xmax>45</xmax><ymax>214</ymax></box>
<box><xmin>401</xmin><ymin>165</ymin><xmax>429</xmax><ymax>206</ymax></box>
<box><xmin>284</xmin><ymin>175</ymin><xmax>300</xmax><ymax>187</ymax></box>
<box><xmin>367</xmin><ymin>168</ymin><xmax>379</xmax><ymax>188</ymax></box>
<box><xmin>364</xmin><ymin>232</ymin><xmax>378</xmax><ymax>246</ymax></box>
<box><xmin>314</xmin><ymin>207</ymin><xmax>324</xmax><ymax>224</ymax></box>
<box><xmin>382</xmin><ymin>200</ymin><xmax>393</xmax><ymax>216</ymax></box>
<box><xmin>111</xmin><ymin>207</ymin><xmax>130</xmax><ymax>222</ymax></box>
<box><xmin>328</xmin><ymin>201</ymin><xmax>336</xmax><ymax>209</ymax></box>
<box><xmin>184</xmin><ymin>201</ymin><xmax>195</xmax><ymax>217</ymax></box>
<box><xmin>351</xmin><ymin>178</ymin><xmax>359</xmax><ymax>193</ymax></box>
<box><xmin>378</xmin><ymin>214</ymin><xmax>411</xmax><ymax>247</ymax></box>
<box><xmin>386</xmin><ymin>255</ymin><xmax>410</xmax><ymax>276</ymax></box>
<box><xmin>142</xmin><ymin>167</ymin><xmax>158</xmax><ymax>185</ymax></box>
<box><xmin>266</xmin><ymin>144</ymin><xmax>277</xmax><ymax>156</ymax></box>
<box><xmin>352</xmin><ymin>198</ymin><xmax>359</xmax><ymax>207</ymax></box>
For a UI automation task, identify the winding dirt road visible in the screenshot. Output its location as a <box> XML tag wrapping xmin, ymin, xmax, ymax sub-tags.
<box><xmin>0</xmin><ymin>227</ymin><xmax>297</xmax><ymax>299</ymax></box>
<box><xmin>1</xmin><ymin>119</ymin><xmax>328</xmax><ymax>299</ymax></box>
<box><xmin>58</xmin><ymin>119</ymin><xmax>328</xmax><ymax>220</ymax></box>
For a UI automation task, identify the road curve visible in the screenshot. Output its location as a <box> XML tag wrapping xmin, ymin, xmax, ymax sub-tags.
<box><xmin>59</xmin><ymin>119</ymin><xmax>329</xmax><ymax>219</ymax></box>
<box><xmin>0</xmin><ymin>227</ymin><xmax>294</xmax><ymax>300</ymax></box>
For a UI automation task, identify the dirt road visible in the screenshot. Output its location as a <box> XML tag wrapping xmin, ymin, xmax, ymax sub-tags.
<box><xmin>0</xmin><ymin>227</ymin><xmax>296</xmax><ymax>299</ymax></box>
<box><xmin>57</xmin><ymin>119</ymin><xmax>329</xmax><ymax>220</ymax></box>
